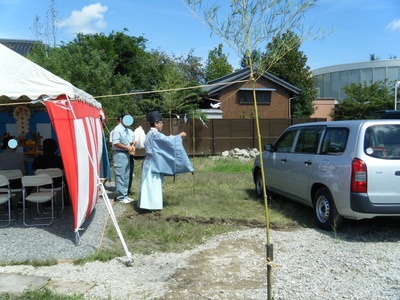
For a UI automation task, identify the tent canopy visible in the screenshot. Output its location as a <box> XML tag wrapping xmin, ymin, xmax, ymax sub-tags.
<box><xmin>0</xmin><ymin>43</ymin><xmax>106</xmax><ymax>233</ymax></box>
<box><xmin>0</xmin><ymin>43</ymin><xmax>100</xmax><ymax>109</ymax></box>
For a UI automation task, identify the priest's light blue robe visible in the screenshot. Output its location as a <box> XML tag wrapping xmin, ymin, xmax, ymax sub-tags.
<box><xmin>138</xmin><ymin>128</ymin><xmax>194</xmax><ymax>210</ymax></box>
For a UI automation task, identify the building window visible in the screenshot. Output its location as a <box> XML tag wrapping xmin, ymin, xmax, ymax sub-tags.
<box><xmin>374</xmin><ymin>67</ymin><xmax>386</xmax><ymax>82</ymax></box>
<box><xmin>331</xmin><ymin>72</ymin><xmax>339</xmax><ymax>100</ymax></box>
<box><xmin>323</xmin><ymin>73</ymin><xmax>331</xmax><ymax>97</ymax></box>
<box><xmin>340</xmin><ymin>71</ymin><xmax>349</xmax><ymax>100</ymax></box>
<box><xmin>388</xmin><ymin>67</ymin><xmax>399</xmax><ymax>82</ymax></box>
<box><xmin>316</xmin><ymin>75</ymin><xmax>323</xmax><ymax>97</ymax></box>
<box><xmin>350</xmin><ymin>69</ymin><xmax>360</xmax><ymax>84</ymax></box>
<box><xmin>361</xmin><ymin>68</ymin><xmax>373</xmax><ymax>84</ymax></box>
<box><xmin>238</xmin><ymin>90</ymin><xmax>272</xmax><ymax>105</ymax></box>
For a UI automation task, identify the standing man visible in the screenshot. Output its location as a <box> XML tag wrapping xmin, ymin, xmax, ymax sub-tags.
<box><xmin>111</xmin><ymin>114</ymin><xmax>135</xmax><ymax>204</ymax></box>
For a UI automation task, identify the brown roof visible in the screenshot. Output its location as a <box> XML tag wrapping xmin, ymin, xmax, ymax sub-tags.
<box><xmin>204</xmin><ymin>67</ymin><xmax>301</xmax><ymax>96</ymax></box>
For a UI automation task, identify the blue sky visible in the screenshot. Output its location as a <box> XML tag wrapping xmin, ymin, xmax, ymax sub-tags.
<box><xmin>0</xmin><ymin>0</ymin><xmax>399</xmax><ymax>70</ymax></box>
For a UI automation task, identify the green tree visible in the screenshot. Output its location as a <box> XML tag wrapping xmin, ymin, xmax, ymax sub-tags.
<box><xmin>205</xmin><ymin>43</ymin><xmax>233</xmax><ymax>81</ymax></box>
<box><xmin>265</xmin><ymin>31</ymin><xmax>316</xmax><ymax>117</ymax></box>
<box><xmin>27</xmin><ymin>34</ymin><xmax>132</xmax><ymax>126</ymax></box>
<box><xmin>27</xmin><ymin>39</ymin><xmax>117</xmax><ymax>97</ymax></box>
<box><xmin>332</xmin><ymin>81</ymin><xmax>394</xmax><ymax>120</ymax></box>
<box><xmin>240</xmin><ymin>49</ymin><xmax>263</xmax><ymax>69</ymax></box>
<box><xmin>157</xmin><ymin>62</ymin><xmax>200</xmax><ymax>131</ymax></box>
<box><xmin>27</xmin><ymin>30</ymin><xmax>168</xmax><ymax>125</ymax></box>
<box><xmin>174</xmin><ymin>49</ymin><xmax>205</xmax><ymax>85</ymax></box>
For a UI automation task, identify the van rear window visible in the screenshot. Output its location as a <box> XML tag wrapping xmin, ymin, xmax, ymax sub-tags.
<box><xmin>364</xmin><ymin>125</ymin><xmax>400</xmax><ymax>159</ymax></box>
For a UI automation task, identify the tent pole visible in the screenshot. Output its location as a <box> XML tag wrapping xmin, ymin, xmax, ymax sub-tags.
<box><xmin>98</xmin><ymin>182</ymin><xmax>133</xmax><ymax>266</ymax></box>
<box><xmin>75</xmin><ymin>231</ymin><xmax>81</xmax><ymax>245</ymax></box>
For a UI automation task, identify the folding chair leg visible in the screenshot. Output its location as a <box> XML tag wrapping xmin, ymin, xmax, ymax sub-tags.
<box><xmin>23</xmin><ymin>200</ymin><xmax>55</xmax><ymax>226</ymax></box>
<box><xmin>0</xmin><ymin>203</ymin><xmax>11</xmax><ymax>227</ymax></box>
<box><xmin>56</xmin><ymin>188</ymin><xmax>65</xmax><ymax>213</ymax></box>
<box><xmin>35</xmin><ymin>201</ymin><xmax>59</xmax><ymax>218</ymax></box>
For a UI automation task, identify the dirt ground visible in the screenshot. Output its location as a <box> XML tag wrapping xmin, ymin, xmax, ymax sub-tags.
<box><xmin>160</xmin><ymin>231</ymin><xmax>268</xmax><ymax>299</ymax></box>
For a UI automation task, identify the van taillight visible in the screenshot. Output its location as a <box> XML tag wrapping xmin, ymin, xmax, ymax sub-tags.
<box><xmin>351</xmin><ymin>158</ymin><xmax>367</xmax><ymax>193</ymax></box>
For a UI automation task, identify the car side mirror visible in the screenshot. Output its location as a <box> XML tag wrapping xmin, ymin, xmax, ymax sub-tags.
<box><xmin>264</xmin><ymin>144</ymin><xmax>273</xmax><ymax>152</ymax></box>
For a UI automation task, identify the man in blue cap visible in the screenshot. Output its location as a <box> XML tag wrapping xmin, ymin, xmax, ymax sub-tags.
<box><xmin>111</xmin><ymin>114</ymin><xmax>135</xmax><ymax>204</ymax></box>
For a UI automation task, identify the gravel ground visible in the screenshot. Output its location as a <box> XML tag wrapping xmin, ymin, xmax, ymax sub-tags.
<box><xmin>0</xmin><ymin>190</ymin><xmax>112</xmax><ymax>263</ymax></box>
<box><xmin>1</xmin><ymin>187</ymin><xmax>400</xmax><ymax>299</ymax></box>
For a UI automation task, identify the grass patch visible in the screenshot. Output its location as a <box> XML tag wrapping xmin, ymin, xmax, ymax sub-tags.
<box><xmin>99</xmin><ymin>156</ymin><xmax>315</xmax><ymax>257</ymax></box>
<box><xmin>73</xmin><ymin>248</ymin><xmax>120</xmax><ymax>265</ymax></box>
<box><xmin>0</xmin><ymin>287</ymin><xmax>82</xmax><ymax>300</ymax></box>
<box><xmin>204</xmin><ymin>157</ymin><xmax>253</xmax><ymax>173</ymax></box>
<box><xmin>0</xmin><ymin>259</ymin><xmax>58</xmax><ymax>268</ymax></box>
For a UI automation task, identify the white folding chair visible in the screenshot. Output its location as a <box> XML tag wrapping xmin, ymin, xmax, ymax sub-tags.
<box><xmin>35</xmin><ymin>168</ymin><xmax>66</xmax><ymax>212</ymax></box>
<box><xmin>0</xmin><ymin>169</ymin><xmax>23</xmax><ymax>215</ymax></box>
<box><xmin>0</xmin><ymin>169</ymin><xmax>23</xmax><ymax>194</ymax></box>
<box><xmin>0</xmin><ymin>175</ymin><xmax>14</xmax><ymax>227</ymax></box>
<box><xmin>22</xmin><ymin>174</ymin><xmax>55</xmax><ymax>226</ymax></box>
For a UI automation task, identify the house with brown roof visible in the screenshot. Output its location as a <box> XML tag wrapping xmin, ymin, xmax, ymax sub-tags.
<box><xmin>200</xmin><ymin>67</ymin><xmax>301</xmax><ymax>119</ymax></box>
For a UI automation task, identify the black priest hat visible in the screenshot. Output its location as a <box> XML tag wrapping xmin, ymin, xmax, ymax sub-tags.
<box><xmin>147</xmin><ymin>110</ymin><xmax>162</xmax><ymax>123</ymax></box>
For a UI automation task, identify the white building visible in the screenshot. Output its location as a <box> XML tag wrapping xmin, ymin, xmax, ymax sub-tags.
<box><xmin>313</xmin><ymin>59</ymin><xmax>400</xmax><ymax>101</ymax></box>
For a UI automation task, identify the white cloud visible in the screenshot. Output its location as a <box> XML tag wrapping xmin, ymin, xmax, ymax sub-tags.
<box><xmin>386</xmin><ymin>18</ymin><xmax>400</xmax><ymax>32</ymax></box>
<box><xmin>58</xmin><ymin>3</ymin><xmax>108</xmax><ymax>35</ymax></box>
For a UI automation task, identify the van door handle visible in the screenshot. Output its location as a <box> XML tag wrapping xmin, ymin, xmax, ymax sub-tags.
<box><xmin>304</xmin><ymin>160</ymin><xmax>312</xmax><ymax>166</ymax></box>
<box><xmin>281</xmin><ymin>158</ymin><xmax>287</xmax><ymax>163</ymax></box>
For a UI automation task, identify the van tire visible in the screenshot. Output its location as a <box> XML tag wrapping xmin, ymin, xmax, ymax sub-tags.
<box><xmin>313</xmin><ymin>187</ymin><xmax>343</xmax><ymax>231</ymax></box>
<box><xmin>255</xmin><ymin>170</ymin><xmax>263</xmax><ymax>197</ymax></box>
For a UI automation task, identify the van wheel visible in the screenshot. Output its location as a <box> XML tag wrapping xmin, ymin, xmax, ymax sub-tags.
<box><xmin>313</xmin><ymin>187</ymin><xmax>343</xmax><ymax>231</ymax></box>
<box><xmin>255</xmin><ymin>170</ymin><xmax>263</xmax><ymax>197</ymax></box>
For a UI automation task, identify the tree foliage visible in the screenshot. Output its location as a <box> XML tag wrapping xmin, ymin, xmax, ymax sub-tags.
<box><xmin>332</xmin><ymin>81</ymin><xmax>394</xmax><ymax>120</ymax></box>
<box><xmin>157</xmin><ymin>63</ymin><xmax>201</xmax><ymax>131</ymax></box>
<box><xmin>240</xmin><ymin>49</ymin><xmax>263</xmax><ymax>69</ymax></box>
<box><xmin>204</xmin><ymin>44</ymin><xmax>233</xmax><ymax>81</ymax></box>
<box><xmin>265</xmin><ymin>31</ymin><xmax>316</xmax><ymax>117</ymax></box>
<box><xmin>174</xmin><ymin>49</ymin><xmax>206</xmax><ymax>85</ymax></box>
<box><xmin>27</xmin><ymin>30</ymin><xmax>205</xmax><ymax>128</ymax></box>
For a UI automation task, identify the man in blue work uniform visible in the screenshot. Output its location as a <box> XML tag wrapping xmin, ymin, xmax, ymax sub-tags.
<box><xmin>111</xmin><ymin>114</ymin><xmax>135</xmax><ymax>204</ymax></box>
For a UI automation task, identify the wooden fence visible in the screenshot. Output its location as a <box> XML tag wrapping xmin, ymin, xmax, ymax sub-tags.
<box><xmin>119</xmin><ymin>118</ymin><xmax>325</xmax><ymax>157</ymax></box>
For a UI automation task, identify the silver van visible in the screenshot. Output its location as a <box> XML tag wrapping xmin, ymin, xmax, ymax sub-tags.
<box><xmin>252</xmin><ymin>119</ymin><xmax>400</xmax><ymax>230</ymax></box>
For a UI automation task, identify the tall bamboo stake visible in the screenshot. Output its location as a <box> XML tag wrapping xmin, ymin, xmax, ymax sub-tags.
<box><xmin>249</xmin><ymin>69</ymin><xmax>273</xmax><ymax>300</ymax></box>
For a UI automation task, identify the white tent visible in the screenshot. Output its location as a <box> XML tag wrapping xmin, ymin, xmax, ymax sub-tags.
<box><xmin>0</xmin><ymin>44</ymin><xmax>132</xmax><ymax>258</ymax></box>
<box><xmin>0</xmin><ymin>44</ymin><xmax>132</xmax><ymax>262</ymax></box>
<box><xmin>0</xmin><ymin>43</ymin><xmax>99</xmax><ymax>108</ymax></box>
